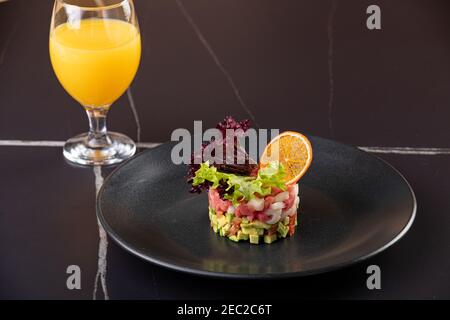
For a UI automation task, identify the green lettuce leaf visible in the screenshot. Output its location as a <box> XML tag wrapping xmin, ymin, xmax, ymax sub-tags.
<box><xmin>257</xmin><ymin>161</ymin><xmax>288</xmax><ymax>190</ymax></box>
<box><xmin>191</xmin><ymin>162</ymin><xmax>223</xmax><ymax>189</ymax></box>
<box><xmin>192</xmin><ymin>161</ymin><xmax>286</xmax><ymax>205</ymax></box>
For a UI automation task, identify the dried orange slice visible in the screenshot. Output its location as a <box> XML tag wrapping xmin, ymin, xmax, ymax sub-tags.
<box><xmin>260</xmin><ymin>131</ymin><xmax>313</xmax><ymax>184</ymax></box>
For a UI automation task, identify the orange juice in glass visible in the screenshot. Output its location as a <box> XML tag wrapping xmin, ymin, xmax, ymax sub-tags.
<box><xmin>49</xmin><ymin>0</ymin><xmax>141</xmax><ymax>165</ymax></box>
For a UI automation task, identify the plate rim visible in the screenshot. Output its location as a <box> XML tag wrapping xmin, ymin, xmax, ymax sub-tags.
<box><xmin>96</xmin><ymin>137</ymin><xmax>417</xmax><ymax>279</ymax></box>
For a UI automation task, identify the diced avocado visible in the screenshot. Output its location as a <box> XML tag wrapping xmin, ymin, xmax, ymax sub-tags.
<box><xmin>212</xmin><ymin>224</ymin><xmax>218</xmax><ymax>233</ymax></box>
<box><xmin>247</xmin><ymin>220</ymin><xmax>271</xmax><ymax>230</ymax></box>
<box><xmin>210</xmin><ymin>214</ymin><xmax>217</xmax><ymax>226</ymax></box>
<box><xmin>208</xmin><ymin>208</ymin><xmax>216</xmax><ymax>221</ymax></box>
<box><xmin>241</xmin><ymin>218</ymin><xmax>249</xmax><ymax>225</ymax></box>
<box><xmin>249</xmin><ymin>234</ymin><xmax>259</xmax><ymax>244</ymax></box>
<box><xmin>257</xmin><ymin>228</ymin><xmax>264</xmax><ymax>236</ymax></box>
<box><xmin>225</xmin><ymin>213</ymin><xmax>233</xmax><ymax>224</ymax></box>
<box><xmin>228</xmin><ymin>235</ymin><xmax>239</xmax><ymax>242</ymax></box>
<box><xmin>220</xmin><ymin>224</ymin><xmax>231</xmax><ymax>236</ymax></box>
<box><xmin>277</xmin><ymin>222</ymin><xmax>289</xmax><ymax>238</ymax></box>
<box><xmin>264</xmin><ymin>234</ymin><xmax>277</xmax><ymax>244</ymax></box>
<box><xmin>241</xmin><ymin>226</ymin><xmax>258</xmax><ymax>235</ymax></box>
<box><xmin>237</xmin><ymin>231</ymin><xmax>249</xmax><ymax>241</ymax></box>
<box><xmin>217</xmin><ymin>215</ymin><xmax>227</xmax><ymax>228</ymax></box>
<box><xmin>282</xmin><ymin>217</ymin><xmax>290</xmax><ymax>225</ymax></box>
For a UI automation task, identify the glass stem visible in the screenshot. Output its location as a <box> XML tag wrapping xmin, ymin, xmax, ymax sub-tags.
<box><xmin>86</xmin><ymin>107</ymin><xmax>111</xmax><ymax>148</ymax></box>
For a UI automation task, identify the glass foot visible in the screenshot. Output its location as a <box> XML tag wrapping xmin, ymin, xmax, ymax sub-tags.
<box><xmin>63</xmin><ymin>132</ymin><xmax>136</xmax><ymax>166</ymax></box>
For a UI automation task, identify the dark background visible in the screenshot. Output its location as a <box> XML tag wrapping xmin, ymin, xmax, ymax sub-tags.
<box><xmin>0</xmin><ymin>0</ymin><xmax>449</xmax><ymax>299</ymax></box>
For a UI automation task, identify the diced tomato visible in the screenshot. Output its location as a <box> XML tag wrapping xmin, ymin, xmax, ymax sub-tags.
<box><xmin>216</xmin><ymin>210</ymin><xmax>224</xmax><ymax>217</ymax></box>
<box><xmin>218</xmin><ymin>200</ymin><xmax>230</xmax><ymax>212</ymax></box>
<box><xmin>208</xmin><ymin>189</ymin><xmax>231</xmax><ymax>212</ymax></box>
<box><xmin>232</xmin><ymin>217</ymin><xmax>242</xmax><ymax>225</ymax></box>
<box><xmin>288</xmin><ymin>214</ymin><xmax>296</xmax><ymax>236</ymax></box>
<box><xmin>234</xmin><ymin>205</ymin><xmax>241</xmax><ymax>216</ymax></box>
<box><xmin>256</xmin><ymin>212</ymin><xmax>270</xmax><ymax>222</ymax></box>
<box><xmin>219</xmin><ymin>202</ymin><xmax>229</xmax><ymax>212</ymax></box>
<box><xmin>267</xmin><ymin>225</ymin><xmax>277</xmax><ymax>236</ymax></box>
<box><xmin>247</xmin><ymin>214</ymin><xmax>255</xmax><ymax>222</ymax></box>
<box><xmin>270</xmin><ymin>187</ymin><xmax>283</xmax><ymax>196</ymax></box>
<box><xmin>283</xmin><ymin>194</ymin><xmax>296</xmax><ymax>210</ymax></box>
<box><xmin>236</xmin><ymin>203</ymin><xmax>253</xmax><ymax>216</ymax></box>
<box><xmin>264</xmin><ymin>196</ymin><xmax>275</xmax><ymax>210</ymax></box>
<box><xmin>288</xmin><ymin>225</ymin><xmax>295</xmax><ymax>236</ymax></box>
<box><xmin>229</xmin><ymin>224</ymin><xmax>239</xmax><ymax>236</ymax></box>
<box><xmin>247</xmin><ymin>203</ymin><xmax>257</xmax><ymax>214</ymax></box>
<box><xmin>208</xmin><ymin>191</ymin><xmax>213</xmax><ymax>205</ymax></box>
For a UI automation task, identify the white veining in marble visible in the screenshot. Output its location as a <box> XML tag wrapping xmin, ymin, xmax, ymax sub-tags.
<box><xmin>175</xmin><ymin>0</ymin><xmax>259</xmax><ymax>127</ymax></box>
<box><xmin>358</xmin><ymin>146</ymin><xmax>450</xmax><ymax>155</ymax></box>
<box><xmin>93</xmin><ymin>166</ymin><xmax>109</xmax><ymax>300</ymax></box>
<box><xmin>0</xmin><ymin>140</ymin><xmax>65</xmax><ymax>147</ymax></box>
<box><xmin>1</xmin><ymin>139</ymin><xmax>450</xmax><ymax>155</ymax></box>
<box><xmin>127</xmin><ymin>88</ymin><xmax>142</xmax><ymax>143</ymax></box>
<box><xmin>327</xmin><ymin>0</ymin><xmax>338</xmax><ymax>137</ymax></box>
<box><xmin>0</xmin><ymin>140</ymin><xmax>160</xmax><ymax>149</ymax></box>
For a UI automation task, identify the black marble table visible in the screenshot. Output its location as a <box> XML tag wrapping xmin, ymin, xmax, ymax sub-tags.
<box><xmin>0</xmin><ymin>0</ymin><xmax>449</xmax><ymax>299</ymax></box>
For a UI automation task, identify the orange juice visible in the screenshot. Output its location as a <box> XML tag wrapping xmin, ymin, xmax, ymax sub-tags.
<box><xmin>50</xmin><ymin>19</ymin><xmax>141</xmax><ymax>107</ymax></box>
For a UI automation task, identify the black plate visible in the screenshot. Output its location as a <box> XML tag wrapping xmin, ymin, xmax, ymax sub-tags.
<box><xmin>97</xmin><ymin>136</ymin><xmax>416</xmax><ymax>279</ymax></box>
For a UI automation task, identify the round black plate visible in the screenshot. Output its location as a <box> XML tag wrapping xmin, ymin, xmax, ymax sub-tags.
<box><xmin>97</xmin><ymin>136</ymin><xmax>416</xmax><ymax>279</ymax></box>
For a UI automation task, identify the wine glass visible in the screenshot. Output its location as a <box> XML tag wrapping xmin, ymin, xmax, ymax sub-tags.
<box><xmin>49</xmin><ymin>0</ymin><xmax>141</xmax><ymax>165</ymax></box>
